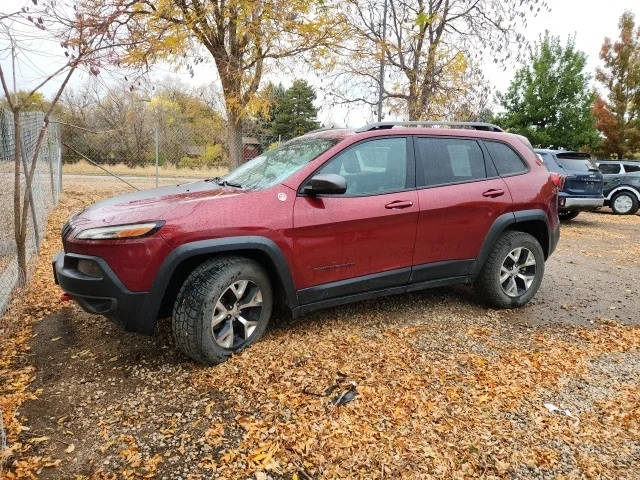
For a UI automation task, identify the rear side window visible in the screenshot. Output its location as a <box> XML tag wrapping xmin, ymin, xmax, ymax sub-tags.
<box><xmin>415</xmin><ymin>138</ymin><xmax>486</xmax><ymax>187</ymax></box>
<box><xmin>485</xmin><ymin>141</ymin><xmax>528</xmax><ymax>176</ymax></box>
<box><xmin>599</xmin><ymin>163</ymin><xmax>621</xmax><ymax>174</ymax></box>
<box><xmin>624</xmin><ymin>163</ymin><xmax>640</xmax><ymax>173</ymax></box>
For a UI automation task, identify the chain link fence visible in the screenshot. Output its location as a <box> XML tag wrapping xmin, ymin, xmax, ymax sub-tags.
<box><xmin>60</xmin><ymin>87</ymin><xmax>277</xmax><ymax>182</ymax></box>
<box><xmin>62</xmin><ymin>121</ymin><xmax>269</xmax><ymax>175</ymax></box>
<box><xmin>0</xmin><ymin>109</ymin><xmax>62</xmax><ymax>315</ymax></box>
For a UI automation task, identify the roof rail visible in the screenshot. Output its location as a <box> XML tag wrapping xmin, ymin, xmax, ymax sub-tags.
<box><xmin>355</xmin><ymin>121</ymin><xmax>504</xmax><ymax>133</ymax></box>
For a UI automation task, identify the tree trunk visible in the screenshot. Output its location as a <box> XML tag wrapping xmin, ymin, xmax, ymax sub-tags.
<box><xmin>12</xmin><ymin>110</ymin><xmax>26</xmax><ymax>287</ymax></box>
<box><xmin>227</xmin><ymin>110</ymin><xmax>243</xmax><ymax>170</ymax></box>
<box><xmin>407</xmin><ymin>95</ymin><xmax>422</xmax><ymax>121</ymax></box>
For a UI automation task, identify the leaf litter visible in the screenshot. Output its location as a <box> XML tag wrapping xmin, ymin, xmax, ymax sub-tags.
<box><xmin>0</xmin><ymin>182</ymin><xmax>639</xmax><ymax>479</ymax></box>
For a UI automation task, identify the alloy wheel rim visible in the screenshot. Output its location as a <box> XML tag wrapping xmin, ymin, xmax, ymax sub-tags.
<box><xmin>211</xmin><ymin>280</ymin><xmax>263</xmax><ymax>349</ymax></box>
<box><xmin>500</xmin><ymin>247</ymin><xmax>537</xmax><ymax>298</ymax></box>
<box><xmin>614</xmin><ymin>195</ymin><xmax>633</xmax><ymax>213</ymax></box>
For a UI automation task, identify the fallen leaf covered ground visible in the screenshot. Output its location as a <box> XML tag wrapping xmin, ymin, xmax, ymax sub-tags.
<box><xmin>1</xmin><ymin>178</ymin><xmax>639</xmax><ymax>479</ymax></box>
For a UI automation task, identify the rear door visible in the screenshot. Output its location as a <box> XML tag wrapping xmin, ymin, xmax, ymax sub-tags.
<box><xmin>292</xmin><ymin>136</ymin><xmax>418</xmax><ymax>300</ymax></box>
<box><xmin>411</xmin><ymin>136</ymin><xmax>513</xmax><ymax>282</ymax></box>
<box><xmin>597</xmin><ymin>163</ymin><xmax>622</xmax><ymax>195</ymax></box>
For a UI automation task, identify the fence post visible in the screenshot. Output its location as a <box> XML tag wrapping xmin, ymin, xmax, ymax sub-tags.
<box><xmin>48</xmin><ymin>137</ymin><xmax>56</xmax><ymax>203</ymax></box>
<box><xmin>57</xmin><ymin>141</ymin><xmax>62</xmax><ymax>200</ymax></box>
<box><xmin>19</xmin><ymin>132</ymin><xmax>40</xmax><ymax>253</ymax></box>
<box><xmin>155</xmin><ymin>125</ymin><xmax>159</xmax><ymax>188</ymax></box>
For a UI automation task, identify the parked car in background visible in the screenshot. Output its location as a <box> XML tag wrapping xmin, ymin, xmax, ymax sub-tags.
<box><xmin>535</xmin><ymin>149</ymin><xmax>604</xmax><ymax>221</ymax></box>
<box><xmin>596</xmin><ymin>161</ymin><xmax>640</xmax><ymax>215</ymax></box>
<box><xmin>55</xmin><ymin>121</ymin><xmax>560</xmax><ymax>365</ymax></box>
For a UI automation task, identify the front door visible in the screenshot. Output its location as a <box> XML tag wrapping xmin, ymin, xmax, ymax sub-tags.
<box><xmin>292</xmin><ymin>136</ymin><xmax>418</xmax><ymax>302</ymax></box>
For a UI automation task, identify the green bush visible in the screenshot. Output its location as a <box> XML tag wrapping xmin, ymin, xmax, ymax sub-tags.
<box><xmin>178</xmin><ymin>144</ymin><xmax>226</xmax><ymax>169</ymax></box>
<box><xmin>144</xmin><ymin>150</ymin><xmax>169</xmax><ymax>167</ymax></box>
<box><xmin>178</xmin><ymin>156</ymin><xmax>202</xmax><ymax>169</ymax></box>
<box><xmin>201</xmin><ymin>144</ymin><xmax>224</xmax><ymax>166</ymax></box>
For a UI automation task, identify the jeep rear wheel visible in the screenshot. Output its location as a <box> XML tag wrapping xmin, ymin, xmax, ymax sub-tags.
<box><xmin>610</xmin><ymin>192</ymin><xmax>639</xmax><ymax>215</ymax></box>
<box><xmin>474</xmin><ymin>231</ymin><xmax>545</xmax><ymax>309</ymax></box>
<box><xmin>172</xmin><ymin>256</ymin><xmax>273</xmax><ymax>365</ymax></box>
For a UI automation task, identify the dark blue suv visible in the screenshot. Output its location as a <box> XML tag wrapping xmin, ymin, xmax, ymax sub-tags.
<box><xmin>535</xmin><ymin>149</ymin><xmax>604</xmax><ymax>221</ymax></box>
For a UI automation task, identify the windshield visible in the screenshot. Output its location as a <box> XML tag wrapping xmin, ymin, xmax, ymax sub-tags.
<box><xmin>555</xmin><ymin>157</ymin><xmax>597</xmax><ymax>173</ymax></box>
<box><xmin>222</xmin><ymin>138</ymin><xmax>338</xmax><ymax>190</ymax></box>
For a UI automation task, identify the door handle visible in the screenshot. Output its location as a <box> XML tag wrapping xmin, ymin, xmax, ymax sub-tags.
<box><xmin>385</xmin><ymin>200</ymin><xmax>414</xmax><ymax>209</ymax></box>
<box><xmin>482</xmin><ymin>189</ymin><xmax>505</xmax><ymax>198</ymax></box>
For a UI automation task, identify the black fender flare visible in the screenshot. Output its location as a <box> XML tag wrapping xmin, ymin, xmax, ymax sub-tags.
<box><xmin>147</xmin><ymin>236</ymin><xmax>298</xmax><ymax>319</ymax></box>
<box><xmin>471</xmin><ymin>209</ymin><xmax>552</xmax><ymax>277</ymax></box>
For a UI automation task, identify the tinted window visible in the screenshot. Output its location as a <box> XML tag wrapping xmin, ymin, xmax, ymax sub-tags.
<box><xmin>316</xmin><ymin>137</ymin><xmax>407</xmax><ymax>195</ymax></box>
<box><xmin>485</xmin><ymin>141</ymin><xmax>527</xmax><ymax>175</ymax></box>
<box><xmin>556</xmin><ymin>157</ymin><xmax>595</xmax><ymax>173</ymax></box>
<box><xmin>624</xmin><ymin>163</ymin><xmax>640</xmax><ymax>173</ymax></box>
<box><xmin>416</xmin><ymin>138</ymin><xmax>486</xmax><ymax>187</ymax></box>
<box><xmin>599</xmin><ymin>163</ymin><xmax>621</xmax><ymax>174</ymax></box>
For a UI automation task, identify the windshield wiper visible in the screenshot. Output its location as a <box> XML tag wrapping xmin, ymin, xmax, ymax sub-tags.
<box><xmin>211</xmin><ymin>177</ymin><xmax>242</xmax><ymax>188</ymax></box>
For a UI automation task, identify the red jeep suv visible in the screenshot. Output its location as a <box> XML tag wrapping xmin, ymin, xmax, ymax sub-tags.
<box><xmin>54</xmin><ymin>122</ymin><xmax>560</xmax><ymax>364</ymax></box>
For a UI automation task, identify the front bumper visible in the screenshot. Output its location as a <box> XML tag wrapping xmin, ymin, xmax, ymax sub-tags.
<box><xmin>560</xmin><ymin>196</ymin><xmax>604</xmax><ymax>210</ymax></box>
<box><xmin>53</xmin><ymin>252</ymin><xmax>156</xmax><ymax>334</ymax></box>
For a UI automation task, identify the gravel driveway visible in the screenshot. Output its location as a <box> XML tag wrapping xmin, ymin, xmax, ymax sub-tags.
<box><xmin>2</xmin><ymin>179</ymin><xmax>639</xmax><ymax>479</ymax></box>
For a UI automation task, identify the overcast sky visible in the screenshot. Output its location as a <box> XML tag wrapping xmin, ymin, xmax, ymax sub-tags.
<box><xmin>2</xmin><ymin>0</ymin><xmax>640</xmax><ymax>127</ymax></box>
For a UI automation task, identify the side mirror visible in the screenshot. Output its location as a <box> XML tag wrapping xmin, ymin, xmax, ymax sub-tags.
<box><xmin>304</xmin><ymin>173</ymin><xmax>347</xmax><ymax>195</ymax></box>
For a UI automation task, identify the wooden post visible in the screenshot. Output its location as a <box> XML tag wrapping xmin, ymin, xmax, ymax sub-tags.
<box><xmin>19</xmin><ymin>129</ymin><xmax>40</xmax><ymax>252</ymax></box>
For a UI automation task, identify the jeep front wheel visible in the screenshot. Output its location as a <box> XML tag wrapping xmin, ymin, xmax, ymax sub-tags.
<box><xmin>172</xmin><ymin>256</ymin><xmax>273</xmax><ymax>365</ymax></box>
<box><xmin>474</xmin><ymin>231</ymin><xmax>545</xmax><ymax>309</ymax></box>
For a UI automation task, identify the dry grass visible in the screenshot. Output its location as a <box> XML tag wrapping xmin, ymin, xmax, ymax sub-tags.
<box><xmin>63</xmin><ymin>160</ymin><xmax>228</xmax><ymax>179</ymax></box>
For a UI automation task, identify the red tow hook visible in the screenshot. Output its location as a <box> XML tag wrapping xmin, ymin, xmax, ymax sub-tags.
<box><xmin>60</xmin><ymin>293</ymin><xmax>73</xmax><ymax>302</ymax></box>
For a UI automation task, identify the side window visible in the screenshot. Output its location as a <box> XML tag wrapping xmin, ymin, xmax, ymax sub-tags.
<box><xmin>623</xmin><ymin>163</ymin><xmax>640</xmax><ymax>173</ymax></box>
<box><xmin>315</xmin><ymin>137</ymin><xmax>408</xmax><ymax>195</ymax></box>
<box><xmin>485</xmin><ymin>141</ymin><xmax>528</xmax><ymax>176</ymax></box>
<box><xmin>416</xmin><ymin>137</ymin><xmax>486</xmax><ymax>187</ymax></box>
<box><xmin>599</xmin><ymin>163</ymin><xmax>621</xmax><ymax>174</ymax></box>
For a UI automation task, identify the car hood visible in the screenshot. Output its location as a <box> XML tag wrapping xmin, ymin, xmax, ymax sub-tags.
<box><xmin>71</xmin><ymin>180</ymin><xmax>247</xmax><ymax>227</ymax></box>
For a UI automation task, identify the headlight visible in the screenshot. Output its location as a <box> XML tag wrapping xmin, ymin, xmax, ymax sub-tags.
<box><xmin>75</xmin><ymin>221</ymin><xmax>164</xmax><ymax>240</ymax></box>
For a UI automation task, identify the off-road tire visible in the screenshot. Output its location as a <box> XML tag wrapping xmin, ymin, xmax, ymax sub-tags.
<box><xmin>474</xmin><ymin>231</ymin><xmax>545</xmax><ymax>309</ymax></box>
<box><xmin>558</xmin><ymin>210</ymin><xmax>580</xmax><ymax>221</ymax></box>
<box><xmin>610</xmin><ymin>191</ymin><xmax>639</xmax><ymax>215</ymax></box>
<box><xmin>172</xmin><ymin>256</ymin><xmax>273</xmax><ymax>365</ymax></box>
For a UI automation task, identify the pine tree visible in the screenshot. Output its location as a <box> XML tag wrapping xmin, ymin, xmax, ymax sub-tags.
<box><xmin>496</xmin><ymin>32</ymin><xmax>600</xmax><ymax>150</ymax></box>
<box><xmin>255</xmin><ymin>83</ymin><xmax>287</xmax><ymax>147</ymax></box>
<box><xmin>271</xmin><ymin>80</ymin><xmax>321</xmax><ymax>141</ymax></box>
